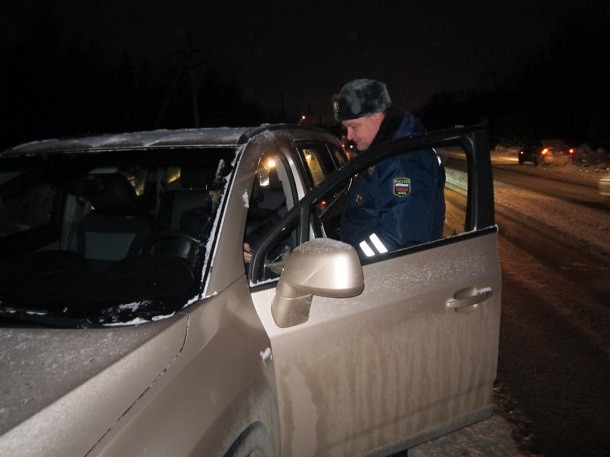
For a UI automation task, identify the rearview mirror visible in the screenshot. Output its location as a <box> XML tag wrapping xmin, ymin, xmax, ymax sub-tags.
<box><xmin>271</xmin><ymin>238</ymin><xmax>364</xmax><ymax>328</ymax></box>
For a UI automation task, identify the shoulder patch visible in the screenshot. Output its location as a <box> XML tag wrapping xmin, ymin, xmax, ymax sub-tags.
<box><xmin>367</xmin><ymin>166</ymin><xmax>375</xmax><ymax>175</ymax></box>
<box><xmin>393</xmin><ymin>177</ymin><xmax>411</xmax><ymax>197</ymax></box>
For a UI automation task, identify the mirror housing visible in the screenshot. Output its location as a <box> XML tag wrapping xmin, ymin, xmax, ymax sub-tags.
<box><xmin>271</xmin><ymin>238</ymin><xmax>364</xmax><ymax>328</ymax></box>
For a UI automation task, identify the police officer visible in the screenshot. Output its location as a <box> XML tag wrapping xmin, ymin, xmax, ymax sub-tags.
<box><xmin>332</xmin><ymin>78</ymin><xmax>445</xmax><ymax>258</ymax></box>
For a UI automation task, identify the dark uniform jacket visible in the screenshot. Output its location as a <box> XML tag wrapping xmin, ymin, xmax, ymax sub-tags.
<box><xmin>340</xmin><ymin>107</ymin><xmax>446</xmax><ymax>258</ymax></box>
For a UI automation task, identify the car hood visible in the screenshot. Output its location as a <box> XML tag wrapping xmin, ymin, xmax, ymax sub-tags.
<box><xmin>0</xmin><ymin>314</ymin><xmax>188</xmax><ymax>456</ymax></box>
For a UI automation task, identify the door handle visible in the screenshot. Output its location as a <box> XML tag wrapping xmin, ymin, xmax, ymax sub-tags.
<box><xmin>446</xmin><ymin>287</ymin><xmax>492</xmax><ymax>310</ymax></box>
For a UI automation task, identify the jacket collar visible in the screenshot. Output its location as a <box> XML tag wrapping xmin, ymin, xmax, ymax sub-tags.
<box><xmin>369</xmin><ymin>106</ymin><xmax>405</xmax><ymax>149</ymax></box>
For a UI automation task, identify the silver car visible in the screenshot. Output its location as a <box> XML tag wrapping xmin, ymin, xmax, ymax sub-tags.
<box><xmin>0</xmin><ymin>125</ymin><xmax>501</xmax><ymax>456</ymax></box>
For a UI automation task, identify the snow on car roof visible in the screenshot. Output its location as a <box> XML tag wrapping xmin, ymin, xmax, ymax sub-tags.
<box><xmin>0</xmin><ymin>126</ymin><xmax>270</xmax><ymax>157</ymax></box>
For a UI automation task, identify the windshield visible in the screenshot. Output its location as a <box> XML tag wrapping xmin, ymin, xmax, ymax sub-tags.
<box><xmin>0</xmin><ymin>147</ymin><xmax>237</xmax><ymax>328</ymax></box>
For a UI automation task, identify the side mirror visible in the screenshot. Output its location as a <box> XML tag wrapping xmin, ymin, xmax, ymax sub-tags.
<box><xmin>271</xmin><ymin>238</ymin><xmax>364</xmax><ymax>328</ymax></box>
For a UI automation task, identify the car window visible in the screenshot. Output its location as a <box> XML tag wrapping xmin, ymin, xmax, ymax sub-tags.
<box><xmin>248</xmin><ymin>141</ymin><xmax>350</xmax><ymax>283</ymax></box>
<box><xmin>0</xmin><ymin>182</ymin><xmax>57</xmax><ymax>238</ymax></box>
<box><xmin>330</xmin><ymin>144</ymin><xmax>349</xmax><ymax>168</ymax></box>
<box><xmin>249</xmin><ymin>136</ymin><xmax>476</xmax><ymax>281</ymax></box>
<box><xmin>312</xmin><ymin>144</ymin><xmax>469</xmax><ymax>261</ymax></box>
<box><xmin>245</xmin><ymin>150</ymin><xmax>299</xmax><ymax>281</ymax></box>
<box><xmin>0</xmin><ymin>148</ymin><xmax>237</xmax><ymax>327</ymax></box>
<box><xmin>296</xmin><ymin>142</ymin><xmax>337</xmax><ymax>187</ymax></box>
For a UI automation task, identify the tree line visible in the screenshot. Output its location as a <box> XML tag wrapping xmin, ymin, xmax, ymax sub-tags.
<box><xmin>2</xmin><ymin>7</ymin><xmax>608</xmax><ymax>150</ymax></box>
<box><xmin>416</xmin><ymin>21</ymin><xmax>610</xmax><ymax>148</ymax></box>
<box><xmin>0</xmin><ymin>9</ymin><xmax>267</xmax><ymax>150</ymax></box>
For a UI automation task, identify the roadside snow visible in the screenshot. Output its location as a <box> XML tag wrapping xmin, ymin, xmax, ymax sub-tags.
<box><xmin>489</xmin><ymin>147</ymin><xmax>610</xmax><ymax>256</ymax></box>
<box><xmin>491</xmin><ymin>146</ymin><xmax>609</xmax><ymax>186</ymax></box>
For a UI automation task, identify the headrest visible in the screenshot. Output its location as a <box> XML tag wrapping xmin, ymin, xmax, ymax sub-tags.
<box><xmin>180</xmin><ymin>165</ymin><xmax>216</xmax><ymax>189</ymax></box>
<box><xmin>87</xmin><ymin>174</ymin><xmax>137</xmax><ymax>213</ymax></box>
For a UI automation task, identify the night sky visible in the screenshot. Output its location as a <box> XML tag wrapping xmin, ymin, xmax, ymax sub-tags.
<box><xmin>1</xmin><ymin>0</ymin><xmax>609</xmax><ymax>143</ymax></box>
<box><xmin>3</xmin><ymin>1</ymin><xmax>588</xmax><ymax>112</ymax></box>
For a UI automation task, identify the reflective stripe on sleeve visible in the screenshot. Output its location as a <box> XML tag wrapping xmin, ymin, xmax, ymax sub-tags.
<box><xmin>369</xmin><ymin>233</ymin><xmax>388</xmax><ymax>254</ymax></box>
<box><xmin>359</xmin><ymin>240</ymin><xmax>375</xmax><ymax>257</ymax></box>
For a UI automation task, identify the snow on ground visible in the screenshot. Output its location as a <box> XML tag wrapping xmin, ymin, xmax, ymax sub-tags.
<box><xmin>492</xmin><ymin>145</ymin><xmax>609</xmax><ymax>186</ymax></box>
<box><xmin>489</xmin><ymin>146</ymin><xmax>610</xmax><ymax>257</ymax></box>
<box><xmin>425</xmin><ymin>147</ymin><xmax>609</xmax><ymax>456</ymax></box>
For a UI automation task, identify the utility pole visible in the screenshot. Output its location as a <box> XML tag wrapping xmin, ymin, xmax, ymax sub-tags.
<box><xmin>155</xmin><ymin>29</ymin><xmax>204</xmax><ymax>129</ymax></box>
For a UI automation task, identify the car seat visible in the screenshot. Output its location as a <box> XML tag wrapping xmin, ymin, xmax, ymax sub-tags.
<box><xmin>76</xmin><ymin>174</ymin><xmax>155</xmax><ymax>269</ymax></box>
<box><xmin>154</xmin><ymin>165</ymin><xmax>216</xmax><ymax>261</ymax></box>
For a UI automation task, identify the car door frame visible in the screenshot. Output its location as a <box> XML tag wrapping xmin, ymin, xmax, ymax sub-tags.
<box><xmin>250</xmin><ymin>126</ymin><xmax>495</xmax><ymax>279</ymax></box>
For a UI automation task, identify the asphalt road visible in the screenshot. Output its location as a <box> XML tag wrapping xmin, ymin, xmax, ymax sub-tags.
<box><xmin>452</xmin><ymin>157</ymin><xmax>609</xmax><ymax>456</ymax></box>
<box><xmin>407</xmin><ymin>154</ymin><xmax>609</xmax><ymax>456</ymax></box>
<box><xmin>491</xmin><ymin>165</ymin><xmax>608</xmax><ymax>208</ymax></box>
<box><xmin>491</xmin><ymin>165</ymin><xmax>610</xmax><ymax>456</ymax></box>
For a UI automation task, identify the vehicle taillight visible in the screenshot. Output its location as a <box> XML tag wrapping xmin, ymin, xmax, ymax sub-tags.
<box><xmin>541</xmin><ymin>148</ymin><xmax>549</xmax><ymax>155</ymax></box>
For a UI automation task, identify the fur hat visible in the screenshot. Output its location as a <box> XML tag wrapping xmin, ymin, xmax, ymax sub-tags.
<box><xmin>332</xmin><ymin>79</ymin><xmax>392</xmax><ymax>121</ymax></box>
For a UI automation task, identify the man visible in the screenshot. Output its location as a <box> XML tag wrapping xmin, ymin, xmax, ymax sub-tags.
<box><xmin>332</xmin><ymin>78</ymin><xmax>445</xmax><ymax>258</ymax></box>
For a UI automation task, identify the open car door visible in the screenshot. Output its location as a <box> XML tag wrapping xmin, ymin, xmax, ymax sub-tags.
<box><xmin>250</xmin><ymin>126</ymin><xmax>501</xmax><ymax>456</ymax></box>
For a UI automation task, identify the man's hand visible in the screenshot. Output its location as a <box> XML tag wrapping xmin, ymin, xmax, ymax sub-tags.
<box><xmin>243</xmin><ymin>242</ymin><xmax>253</xmax><ymax>263</ymax></box>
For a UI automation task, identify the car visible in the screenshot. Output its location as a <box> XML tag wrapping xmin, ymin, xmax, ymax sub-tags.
<box><xmin>0</xmin><ymin>124</ymin><xmax>501</xmax><ymax>456</ymax></box>
<box><xmin>518</xmin><ymin>139</ymin><xmax>575</xmax><ymax>166</ymax></box>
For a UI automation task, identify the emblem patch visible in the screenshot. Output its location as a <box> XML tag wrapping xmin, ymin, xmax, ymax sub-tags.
<box><xmin>393</xmin><ymin>178</ymin><xmax>411</xmax><ymax>197</ymax></box>
<box><xmin>367</xmin><ymin>166</ymin><xmax>375</xmax><ymax>175</ymax></box>
<box><xmin>355</xmin><ymin>193</ymin><xmax>363</xmax><ymax>205</ymax></box>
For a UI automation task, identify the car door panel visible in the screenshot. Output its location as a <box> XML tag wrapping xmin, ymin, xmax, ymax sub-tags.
<box><xmin>251</xmin><ymin>230</ymin><xmax>501</xmax><ymax>456</ymax></box>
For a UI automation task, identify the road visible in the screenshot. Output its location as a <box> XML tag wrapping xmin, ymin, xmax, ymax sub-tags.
<box><xmin>440</xmin><ymin>153</ymin><xmax>610</xmax><ymax>456</ymax></box>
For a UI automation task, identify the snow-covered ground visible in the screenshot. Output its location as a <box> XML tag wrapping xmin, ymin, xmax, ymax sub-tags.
<box><xmin>489</xmin><ymin>146</ymin><xmax>610</xmax><ymax>257</ymax></box>
<box><xmin>417</xmin><ymin>147</ymin><xmax>610</xmax><ymax>456</ymax></box>
<box><xmin>491</xmin><ymin>144</ymin><xmax>609</xmax><ymax>186</ymax></box>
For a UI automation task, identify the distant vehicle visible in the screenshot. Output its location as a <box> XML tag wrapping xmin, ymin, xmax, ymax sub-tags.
<box><xmin>0</xmin><ymin>125</ymin><xmax>500</xmax><ymax>456</ymax></box>
<box><xmin>518</xmin><ymin>139</ymin><xmax>574</xmax><ymax>166</ymax></box>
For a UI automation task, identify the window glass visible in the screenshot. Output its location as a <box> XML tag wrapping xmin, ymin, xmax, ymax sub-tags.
<box><xmin>330</xmin><ymin>145</ymin><xmax>349</xmax><ymax>168</ymax></box>
<box><xmin>314</xmin><ymin>144</ymin><xmax>469</xmax><ymax>261</ymax></box>
<box><xmin>0</xmin><ymin>182</ymin><xmax>56</xmax><ymax>238</ymax></box>
<box><xmin>248</xmin><ymin>143</ymin><xmax>346</xmax><ymax>283</ymax></box>
<box><xmin>249</xmin><ymin>141</ymin><xmax>472</xmax><ymax>280</ymax></box>
<box><xmin>0</xmin><ymin>148</ymin><xmax>237</xmax><ymax>327</ymax></box>
<box><xmin>245</xmin><ymin>151</ymin><xmax>297</xmax><ymax>281</ymax></box>
<box><xmin>440</xmin><ymin>147</ymin><xmax>469</xmax><ymax>238</ymax></box>
<box><xmin>297</xmin><ymin>143</ymin><xmax>335</xmax><ymax>187</ymax></box>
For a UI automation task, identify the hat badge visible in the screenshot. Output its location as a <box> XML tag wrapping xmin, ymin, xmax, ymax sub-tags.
<box><xmin>333</xmin><ymin>100</ymin><xmax>340</xmax><ymax>114</ymax></box>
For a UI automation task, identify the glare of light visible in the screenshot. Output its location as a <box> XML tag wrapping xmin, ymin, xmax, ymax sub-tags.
<box><xmin>266</xmin><ymin>158</ymin><xmax>276</xmax><ymax>168</ymax></box>
<box><xmin>541</xmin><ymin>148</ymin><xmax>549</xmax><ymax>155</ymax></box>
<box><xmin>301</xmin><ymin>115</ymin><xmax>306</xmax><ymax>120</ymax></box>
<box><xmin>304</xmin><ymin>153</ymin><xmax>311</xmax><ymax>162</ymax></box>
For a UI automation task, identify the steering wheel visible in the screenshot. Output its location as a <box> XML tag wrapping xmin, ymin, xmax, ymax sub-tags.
<box><xmin>143</xmin><ymin>230</ymin><xmax>204</xmax><ymax>261</ymax></box>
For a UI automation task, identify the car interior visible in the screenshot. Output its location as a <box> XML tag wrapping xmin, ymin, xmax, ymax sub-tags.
<box><xmin>245</xmin><ymin>152</ymin><xmax>296</xmax><ymax>280</ymax></box>
<box><xmin>0</xmin><ymin>149</ymin><xmax>235</xmax><ymax>326</ymax></box>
